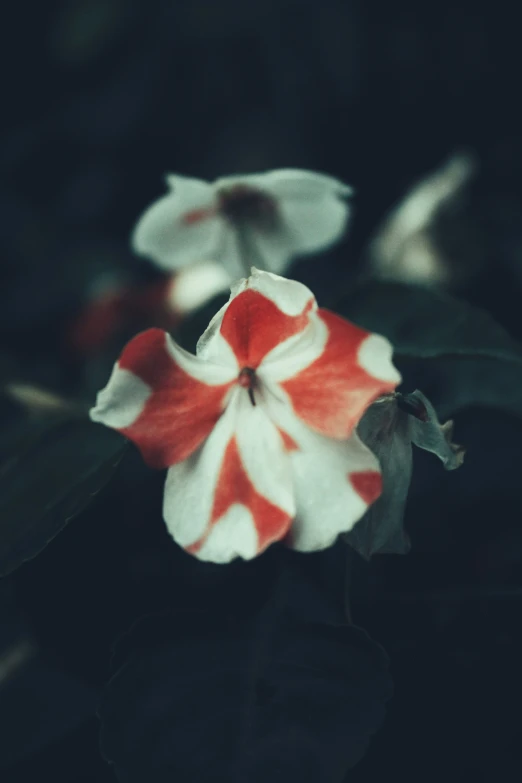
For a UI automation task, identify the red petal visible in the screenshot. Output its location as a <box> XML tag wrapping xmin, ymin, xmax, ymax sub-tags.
<box><xmin>119</xmin><ymin>329</ymin><xmax>233</xmax><ymax>469</ymax></box>
<box><xmin>187</xmin><ymin>436</ymin><xmax>292</xmax><ymax>555</ymax></box>
<box><xmin>220</xmin><ymin>289</ymin><xmax>314</xmax><ymax>368</ymax></box>
<box><xmin>278</xmin><ymin>427</ymin><xmax>300</xmax><ymax>452</ymax></box>
<box><xmin>349</xmin><ymin>470</ymin><xmax>382</xmax><ymax>505</ymax></box>
<box><xmin>281</xmin><ymin>309</ymin><xmax>398</xmax><ymax>439</ymax></box>
<box><xmin>182</xmin><ymin>206</ymin><xmax>217</xmax><ymax>225</ymax></box>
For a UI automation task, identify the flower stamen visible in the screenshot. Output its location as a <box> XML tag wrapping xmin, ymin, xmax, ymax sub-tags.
<box><xmin>218</xmin><ymin>185</ymin><xmax>279</xmax><ymax>232</ymax></box>
<box><xmin>238</xmin><ymin>366</ymin><xmax>257</xmax><ymax>406</ymax></box>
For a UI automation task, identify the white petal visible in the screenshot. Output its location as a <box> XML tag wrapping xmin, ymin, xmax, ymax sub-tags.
<box><xmin>247</xmin><ymin>267</ymin><xmax>317</xmax><ymax>315</ymax></box>
<box><xmin>215</xmin><ymin>169</ymin><xmax>352</xmax><ymax>198</ymax></box>
<box><xmin>279</xmin><ymin>193</ymin><xmax>351</xmax><ymax>256</ymax></box>
<box><xmin>196</xmin><ymin>505</ymin><xmax>259</xmax><ymax>563</ymax></box>
<box><xmin>131</xmin><ymin>174</ymin><xmax>222</xmax><ymax>271</ymax></box>
<box><xmin>195</xmin><ymin>298</ymin><xmax>238</xmax><ymax>365</ymax></box>
<box><xmin>90</xmin><ymin>365</ymin><xmax>150</xmax><ymax>428</ymax></box>
<box><xmin>165</xmin><ymin>332</ymin><xmax>238</xmax><ymax>384</ymax></box>
<box><xmin>165</xmin><ymin>261</ymin><xmax>231</xmax><ymax>316</ymax></box>
<box><xmin>261</xmin><ymin>170</ymin><xmax>352</xmax><ymax>256</ymax></box>
<box><xmin>357</xmin><ymin>334</ymin><xmax>403</xmax><ymax>385</ymax></box>
<box><xmin>163</xmin><ymin>388</ymin><xmax>240</xmax><ymax>550</ymax></box>
<box><xmin>234</xmin><ymin>391</ymin><xmax>294</xmax><ymax>516</ymax></box>
<box><xmin>262</xmin><ymin>389</ymin><xmax>381</xmax><ymax>552</ymax></box>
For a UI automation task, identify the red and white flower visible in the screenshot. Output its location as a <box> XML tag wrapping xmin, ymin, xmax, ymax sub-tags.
<box><xmin>90</xmin><ymin>269</ymin><xmax>401</xmax><ymax>563</ymax></box>
<box><xmin>132</xmin><ymin>169</ymin><xmax>352</xmax><ymax>278</ymax></box>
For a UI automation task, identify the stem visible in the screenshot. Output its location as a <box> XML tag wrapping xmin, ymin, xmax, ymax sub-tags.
<box><xmin>235</xmin><ymin>225</ymin><xmax>266</xmax><ymax>276</ymax></box>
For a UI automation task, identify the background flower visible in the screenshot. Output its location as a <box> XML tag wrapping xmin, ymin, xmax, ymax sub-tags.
<box><xmin>132</xmin><ymin>169</ymin><xmax>352</xmax><ymax>278</ymax></box>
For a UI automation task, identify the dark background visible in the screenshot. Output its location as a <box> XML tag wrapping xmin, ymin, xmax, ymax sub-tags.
<box><xmin>1</xmin><ymin>1</ymin><xmax>522</xmax><ymax>781</ymax></box>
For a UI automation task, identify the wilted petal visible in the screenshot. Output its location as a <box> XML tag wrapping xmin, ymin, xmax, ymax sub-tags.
<box><xmin>405</xmin><ymin>390</ymin><xmax>465</xmax><ymax>469</ymax></box>
<box><xmin>132</xmin><ymin>175</ymin><xmax>222</xmax><ymax>271</ymax></box>
<box><xmin>90</xmin><ymin>329</ymin><xmax>236</xmax><ymax>468</ymax></box>
<box><xmin>262</xmin><ymin>389</ymin><xmax>381</xmax><ymax>552</ymax></box>
<box><xmin>164</xmin><ymin>390</ymin><xmax>294</xmax><ymax>563</ymax></box>
<box><xmin>281</xmin><ymin>310</ymin><xmax>401</xmax><ymax>439</ymax></box>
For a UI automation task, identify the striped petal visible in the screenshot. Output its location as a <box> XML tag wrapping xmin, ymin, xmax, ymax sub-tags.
<box><xmin>279</xmin><ymin>309</ymin><xmax>401</xmax><ymax>439</ymax></box>
<box><xmin>197</xmin><ymin>268</ymin><xmax>317</xmax><ymax>368</ymax></box>
<box><xmin>90</xmin><ymin>328</ymin><xmax>237</xmax><ymax>469</ymax></box>
<box><xmin>163</xmin><ymin>389</ymin><xmax>294</xmax><ymax>563</ymax></box>
<box><xmin>261</xmin><ymin>388</ymin><xmax>382</xmax><ymax>552</ymax></box>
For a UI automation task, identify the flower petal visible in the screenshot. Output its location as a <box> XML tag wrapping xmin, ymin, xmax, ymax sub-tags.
<box><xmin>262</xmin><ymin>389</ymin><xmax>382</xmax><ymax>552</ymax></box>
<box><xmin>248</xmin><ymin>225</ymin><xmax>297</xmax><ymax>276</ymax></box>
<box><xmin>199</xmin><ymin>269</ymin><xmax>317</xmax><ymax>368</ymax></box>
<box><xmin>278</xmin><ymin>192</ymin><xmax>351</xmax><ymax>256</ymax></box>
<box><xmin>131</xmin><ymin>175</ymin><xmax>222</xmax><ymax>271</ymax></box>
<box><xmin>215</xmin><ymin>169</ymin><xmax>352</xmax><ymax>199</ymax></box>
<box><xmin>90</xmin><ymin>329</ymin><xmax>236</xmax><ymax>468</ymax></box>
<box><xmin>279</xmin><ymin>309</ymin><xmax>401</xmax><ymax>439</ymax></box>
<box><xmin>254</xmin><ymin>169</ymin><xmax>352</xmax><ymax>256</ymax></box>
<box><xmin>165</xmin><ymin>260</ymin><xmax>231</xmax><ymax>316</ymax></box>
<box><xmin>259</xmin><ymin>310</ymin><xmax>328</xmax><ymax>383</ymax></box>
<box><xmin>163</xmin><ymin>389</ymin><xmax>294</xmax><ymax>562</ymax></box>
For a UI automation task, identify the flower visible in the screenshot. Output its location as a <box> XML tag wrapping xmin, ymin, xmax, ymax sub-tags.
<box><xmin>69</xmin><ymin>261</ymin><xmax>230</xmax><ymax>355</ymax></box>
<box><xmin>132</xmin><ymin>169</ymin><xmax>352</xmax><ymax>278</ymax></box>
<box><xmin>90</xmin><ymin>269</ymin><xmax>401</xmax><ymax>563</ymax></box>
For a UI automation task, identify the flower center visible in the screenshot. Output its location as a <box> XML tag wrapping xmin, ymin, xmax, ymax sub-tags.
<box><xmin>238</xmin><ymin>366</ymin><xmax>257</xmax><ymax>406</ymax></box>
<box><xmin>218</xmin><ymin>185</ymin><xmax>279</xmax><ymax>231</ymax></box>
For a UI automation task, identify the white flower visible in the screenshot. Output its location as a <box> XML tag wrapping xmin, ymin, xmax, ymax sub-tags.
<box><xmin>132</xmin><ymin>169</ymin><xmax>352</xmax><ymax>277</ymax></box>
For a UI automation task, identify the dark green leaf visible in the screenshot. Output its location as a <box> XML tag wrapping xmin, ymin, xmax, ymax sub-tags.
<box><xmin>407</xmin><ymin>390</ymin><xmax>465</xmax><ymax>469</ymax></box>
<box><xmin>345</xmin><ymin>396</ymin><xmax>412</xmax><ymax>559</ymax></box>
<box><xmin>99</xmin><ymin>605</ymin><xmax>391</xmax><ymax>783</ymax></box>
<box><xmin>338</xmin><ymin>282</ymin><xmax>522</xmax><ymax>417</ymax></box>
<box><xmin>346</xmin><ymin>390</ymin><xmax>464</xmax><ymax>559</ymax></box>
<box><xmin>0</xmin><ymin>415</ymin><xmax>127</xmax><ymax>577</ymax></box>
<box><xmin>340</xmin><ymin>282</ymin><xmax>522</xmax><ymax>360</ymax></box>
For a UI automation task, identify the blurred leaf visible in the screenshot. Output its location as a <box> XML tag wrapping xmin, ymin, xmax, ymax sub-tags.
<box><xmin>366</xmin><ymin>152</ymin><xmax>479</xmax><ymax>287</ymax></box>
<box><xmin>346</xmin><ymin>390</ymin><xmax>463</xmax><ymax>559</ymax></box>
<box><xmin>3</xmin><ymin>383</ymin><xmax>82</xmax><ymax>415</ymax></box>
<box><xmin>99</xmin><ymin>607</ymin><xmax>392</xmax><ymax>783</ymax></box>
<box><xmin>0</xmin><ymin>415</ymin><xmax>127</xmax><ymax>577</ymax></box>
<box><xmin>338</xmin><ymin>282</ymin><xmax>522</xmax><ymax>417</ymax></box>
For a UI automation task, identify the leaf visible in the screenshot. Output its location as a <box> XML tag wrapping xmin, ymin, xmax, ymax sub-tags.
<box><xmin>99</xmin><ymin>604</ymin><xmax>392</xmax><ymax>783</ymax></box>
<box><xmin>337</xmin><ymin>282</ymin><xmax>522</xmax><ymax>417</ymax></box>
<box><xmin>345</xmin><ymin>396</ymin><xmax>412</xmax><ymax>559</ymax></box>
<box><xmin>406</xmin><ymin>390</ymin><xmax>465</xmax><ymax>469</ymax></box>
<box><xmin>345</xmin><ymin>391</ymin><xmax>464</xmax><ymax>559</ymax></box>
<box><xmin>0</xmin><ymin>415</ymin><xmax>128</xmax><ymax>577</ymax></box>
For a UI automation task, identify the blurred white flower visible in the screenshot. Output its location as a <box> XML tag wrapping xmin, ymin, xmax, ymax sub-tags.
<box><xmin>132</xmin><ymin>169</ymin><xmax>352</xmax><ymax>277</ymax></box>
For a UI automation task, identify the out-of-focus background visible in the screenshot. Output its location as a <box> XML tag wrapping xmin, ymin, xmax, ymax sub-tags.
<box><xmin>1</xmin><ymin>1</ymin><xmax>522</xmax><ymax>781</ymax></box>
